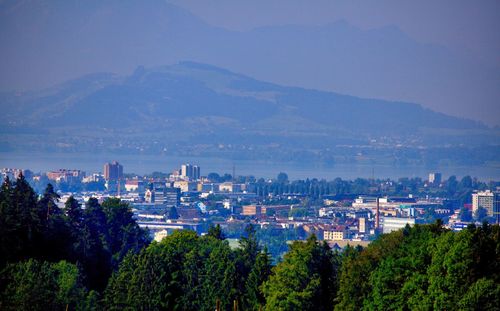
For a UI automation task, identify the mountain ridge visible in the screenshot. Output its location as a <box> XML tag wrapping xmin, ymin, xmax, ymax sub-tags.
<box><xmin>0</xmin><ymin>61</ymin><xmax>488</xmax><ymax>134</ymax></box>
<box><xmin>1</xmin><ymin>0</ymin><xmax>498</xmax><ymax>125</ymax></box>
<box><xmin>1</xmin><ymin>62</ymin><xmax>498</xmax><ymax>169</ymax></box>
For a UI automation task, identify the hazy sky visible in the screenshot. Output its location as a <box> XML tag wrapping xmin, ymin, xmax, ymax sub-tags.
<box><xmin>1</xmin><ymin>0</ymin><xmax>499</xmax><ymax>125</ymax></box>
<box><xmin>170</xmin><ymin>0</ymin><xmax>500</xmax><ymax>67</ymax></box>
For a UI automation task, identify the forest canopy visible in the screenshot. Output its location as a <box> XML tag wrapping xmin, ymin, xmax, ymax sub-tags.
<box><xmin>0</xmin><ymin>175</ymin><xmax>498</xmax><ymax>310</ymax></box>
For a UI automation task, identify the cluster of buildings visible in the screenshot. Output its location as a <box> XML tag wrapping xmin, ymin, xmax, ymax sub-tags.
<box><xmin>2</xmin><ymin>165</ymin><xmax>499</xmax><ymax>248</ymax></box>
<box><xmin>1</xmin><ymin>167</ymin><xmax>32</xmax><ymax>180</ymax></box>
<box><xmin>47</xmin><ymin>169</ymin><xmax>86</xmax><ymax>183</ymax></box>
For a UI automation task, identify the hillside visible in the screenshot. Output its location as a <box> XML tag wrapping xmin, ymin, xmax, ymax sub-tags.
<box><xmin>0</xmin><ymin>0</ymin><xmax>498</xmax><ymax>125</ymax></box>
<box><xmin>0</xmin><ymin>62</ymin><xmax>485</xmax><ymax>132</ymax></box>
<box><xmin>1</xmin><ymin>62</ymin><xmax>499</xmax><ymax>168</ymax></box>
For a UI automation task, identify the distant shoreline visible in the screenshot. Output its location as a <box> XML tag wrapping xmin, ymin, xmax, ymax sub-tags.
<box><xmin>1</xmin><ymin>151</ymin><xmax>498</xmax><ymax>181</ymax></box>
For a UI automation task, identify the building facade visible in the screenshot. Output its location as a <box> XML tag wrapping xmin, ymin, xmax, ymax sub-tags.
<box><xmin>382</xmin><ymin>217</ymin><xmax>416</xmax><ymax>234</ymax></box>
<box><xmin>104</xmin><ymin>161</ymin><xmax>123</xmax><ymax>181</ymax></box>
<box><xmin>46</xmin><ymin>169</ymin><xmax>85</xmax><ymax>183</ymax></box>
<box><xmin>180</xmin><ymin>164</ymin><xmax>200</xmax><ymax>180</ymax></box>
<box><xmin>323</xmin><ymin>228</ymin><xmax>346</xmax><ymax>241</ymax></box>
<box><xmin>472</xmin><ymin>190</ymin><xmax>500</xmax><ymax>223</ymax></box>
<box><xmin>428</xmin><ymin>172</ymin><xmax>442</xmax><ymax>185</ymax></box>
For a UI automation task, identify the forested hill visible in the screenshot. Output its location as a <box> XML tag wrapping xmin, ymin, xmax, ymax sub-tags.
<box><xmin>2</xmin><ymin>61</ymin><xmax>483</xmax><ymax>132</ymax></box>
<box><xmin>1</xmin><ymin>176</ymin><xmax>499</xmax><ymax>310</ymax></box>
<box><xmin>1</xmin><ymin>1</ymin><xmax>499</xmax><ymax>127</ymax></box>
<box><xmin>1</xmin><ymin>62</ymin><xmax>493</xmax><ymax>153</ymax></box>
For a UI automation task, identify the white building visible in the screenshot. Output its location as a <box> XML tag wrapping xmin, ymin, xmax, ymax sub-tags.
<box><xmin>428</xmin><ymin>172</ymin><xmax>442</xmax><ymax>185</ymax></box>
<box><xmin>219</xmin><ymin>182</ymin><xmax>244</xmax><ymax>193</ymax></box>
<box><xmin>323</xmin><ymin>227</ymin><xmax>347</xmax><ymax>241</ymax></box>
<box><xmin>180</xmin><ymin>164</ymin><xmax>201</xmax><ymax>180</ymax></box>
<box><xmin>154</xmin><ymin>229</ymin><xmax>168</xmax><ymax>242</ymax></box>
<box><xmin>382</xmin><ymin>217</ymin><xmax>416</xmax><ymax>234</ymax></box>
<box><xmin>173</xmin><ymin>180</ymin><xmax>197</xmax><ymax>193</ymax></box>
<box><xmin>472</xmin><ymin>190</ymin><xmax>500</xmax><ymax>223</ymax></box>
<box><xmin>472</xmin><ymin>190</ymin><xmax>494</xmax><ymax>214</ymax></box>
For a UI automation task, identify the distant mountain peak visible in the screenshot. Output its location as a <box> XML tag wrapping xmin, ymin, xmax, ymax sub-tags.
<box><xmin>0</xmin><ymin>0</ymin><xmax>498</xmax><ymax>125</ymax></box>
<box><xmin>176</xmin><ymin>61</ymin><xmax>241</xmax><ymax>76</ymax></box>
<box><xmin>1</xmin><ymin>61</ymin><xmax>486</xmax><ymax>131</ymax></box>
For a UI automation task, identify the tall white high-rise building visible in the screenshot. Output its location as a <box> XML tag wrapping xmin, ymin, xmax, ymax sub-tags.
<box><xmin>428</xmin><ymin>172</ymin><xmax>442</xmax><ymax>185</ymax></box>
<box><xmin>181</xmin><ymin>164</ymin><xmax>192</xmax><ymax>179</ymax></box>
<box><xmin>472</xmin><ymin>190</ymin><xmax>500</xmax><ymax>223</ymax></box>
<box><xmin>180</xmin><ymin>163</ymin><xmax>200</xmax><ymax>180</ymax></box>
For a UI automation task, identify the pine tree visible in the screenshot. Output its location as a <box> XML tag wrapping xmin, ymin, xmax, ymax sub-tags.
<box><xmin>38</xmin><ymin>184</ymin><xmax>61</xmax><ymax>221</ymax></box>
<box><xmin>38</xmin><ymin>184</ymin><xmax>71</xmax><ymax>261</ymax></box>
<box><xmin>102</xmin><ymin>198</ymin><xmax>149</xmax><ymax>267</ymax></box>
<box><xmin>238</xmin><ymin>224</ymin><xmax>260</xmax><ymax>269</ymax></box>
<box><xmin>0</xmin><ymin>177</ymin><xmax>14</xmax><ymax>266</ymax></box>
<box><xmin>12</xmin><ymin>173</ymin><xmax>42</xmax><ymax>260</ymax></box>
<box><xmin>235</xmin><ymin>224</ymin><xmax>260</xmax><ymax>299</ymax></box>
<box><xmin>77</xmin><ymin>198</ymin><xmax>112</xmax><ymax>291</ymax></box>
<box><xmin>65</xmin><ymin>196</ymin><xmax>82</xmax><ymax>227</ymax></box>
<box><xmin>244</xmin><ymin>247</ymin><xmax>272</xmax><ymax>310</ymax></box>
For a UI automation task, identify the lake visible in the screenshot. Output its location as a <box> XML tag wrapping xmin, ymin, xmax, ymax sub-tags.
<box><xmin>1</xmin><ymin>151</ymin><xmax>499</xmax><ymax>181</ymax></box>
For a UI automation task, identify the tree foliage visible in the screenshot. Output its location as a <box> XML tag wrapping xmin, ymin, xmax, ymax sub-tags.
<box><xmin>262</xmin><ymin>235</ymin><xmax>340</xmax><ymax>311</ymax></box>
<box><xmin>1</xmin><ymin>178</ymin><xmax>498</xmax><ymax>309</ymax></box>
<box><xmin>335</xmin><ymin>222</ymin><xmax>500</xmax><ymax>311</ymax></box>
<box><xmin>0</xmin><ymin>259</ymin><xmax>92</xmax><ymax>311</ymax></box>
<box><xmin>104</xmin><ymin>229</ymin><xmax>272</xmax><ymax>310</ymax></box>
<box><xmin>0</xmin><ymin>176</ymin><xmax>150</xmax><ymax>294</ymax></box>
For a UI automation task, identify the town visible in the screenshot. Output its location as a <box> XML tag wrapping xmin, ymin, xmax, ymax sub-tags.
<box><xmin>2</xmin><ymin>162</ymin><xmax>498</xmax><ymax>260</ymax></box>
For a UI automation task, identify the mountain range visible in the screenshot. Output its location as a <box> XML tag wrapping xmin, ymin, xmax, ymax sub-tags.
<box><xmin>0</xmin><ymin>0</ymin><xmax>498</xmax><ymax>126</ymax></box>
<box><xmin>0</xmin><ymin>61</ymin><xmax>496</xmax><ymax>150</ymax></box>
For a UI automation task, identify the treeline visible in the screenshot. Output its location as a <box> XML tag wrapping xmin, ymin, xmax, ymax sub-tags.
<box><xmin>26</xmin><ymin>174</ymin><xmax>105</xmax><ymax>195</ymax></box>
<box><xmin>249</xmin><ymin>175</ymin><xmax>495</xmax><ymax>204</ymax></box>
<box><xmin>105</xmin><ymin>226</ymin><xmax>274</xmax><ymax>310</ymax></box>
<box><xmin>1</xmin><ymin>176</ymin><xmax>499</xmax><ymax>310</ymax></box>
<box><xmin>336</xmin><ymin>222</ymin><xmax>500</xmax><ymax>310</ymax></box>
<box><xmin>0</xmin><ymin>174</ymin><xmax>149</xmax><ymax>309</ymax></box>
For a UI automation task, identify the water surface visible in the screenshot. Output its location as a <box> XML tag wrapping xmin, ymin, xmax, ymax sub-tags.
<box><xmin>1</xmin><ymin>152</ymin><xmax>499</xmax><ymax>181</ymax></box>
